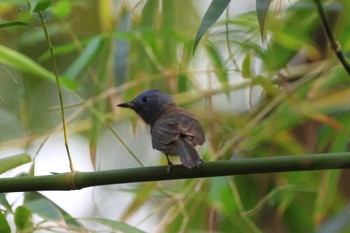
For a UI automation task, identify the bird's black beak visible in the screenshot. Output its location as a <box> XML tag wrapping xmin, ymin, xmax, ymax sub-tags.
<box><xmin>117</xmin><ymin>101</ymin><xmax>136</xmax><ymax>109</ymax></box>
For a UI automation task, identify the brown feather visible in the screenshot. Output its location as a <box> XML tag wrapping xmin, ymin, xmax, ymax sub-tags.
<box><xmin>151</xmin><ymin>106</ymin><xmax>205</xmax><ymax>156</ymax></box>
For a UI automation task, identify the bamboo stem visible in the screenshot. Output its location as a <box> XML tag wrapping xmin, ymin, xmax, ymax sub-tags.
<box><xmin>1</xmin><ymin>152</ymin><xmax>350</xmax><ymax>193</ymax></box>
<box><xmin>38</xmin><ymin>12</ymin><xmax>76</xmax><ymax>172</ymax></box>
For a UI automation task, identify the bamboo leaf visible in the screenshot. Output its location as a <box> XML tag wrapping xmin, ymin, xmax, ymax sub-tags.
<box><xmin>0</xmin><ymin>211</ymin><xmax>10</xmax><ymax>233</ymax></box>
<box><xmin>0</xmin><ymin>194</ymin><xmax>12</xmax><ymax>213</ymax></box>
<box><xmin>0</xmin><ymin>44</ymin><xmax>78</xmax><ymax>90</ymax></box>
<box><xmin>242</xmin><ymin>50</ymin><xmax>252</xmax><ymax>78</ymax></box>
<box><xmin>24</xmin><ymin>192</ymin><xmax>62</xmax><ymax>221</ymax></box>
<box><xmin>64</xmin><ymin>36</ymin><xmax>104</xmax><ymax>79</ymax></box>
<box><xmin>205</xmin><ymin>41</ymin><xmax>228</xmax><ymax>85</ymax></box>
<box><xmin>14</xmin><ymin>206</ymin><xmax>33</xmax><ymax>231</ymax></box>
<box><xmin>51</xmin><ymin>0</ymin><xmax>72</xmax><ymax>19</ymax></box>
<box><xmin>84</xmin><ymin>218</ymin><xmax>146</xmax><ymax>233</ymax></box>
<box><xmin>24</xmin><ymin>192</ymin><xmax>86</xmax><ymax>231</ymax></box>
<box><xmin>0</xmin><ymin>154</ymin><xmax>31</xmax><ymax>175</ymax></box>
<box><xmin>0</xmin><ymin>21</ymin><xmax>30</xmax><ymax>29</ymax></box>
<box><xmin>313</xmin><ymin>171</ymin><xmax>340</xmax><ymax>225</ymax></box>
<box><xmin>256</xmin><ymin>0</ymin><xmax>271</xmax><ymax>42</ymax></box>
<box><xmin>30</xmin><ymin>0</ymin><xmax>52</xmax><ymax>13</ymax></box>
<box><xmin>193</xmin><ymin>0</ymin><xmax>231</xmax><ymax>53</ymax></box>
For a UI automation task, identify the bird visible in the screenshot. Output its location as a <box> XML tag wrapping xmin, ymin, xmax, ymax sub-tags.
<box><xmin>117</xmin><ymin>89</ymin><xmax>205</xmax><ymax>169</ymax></box>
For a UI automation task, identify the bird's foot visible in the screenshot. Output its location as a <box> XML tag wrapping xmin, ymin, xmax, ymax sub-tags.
<box><xmin>166</xmin><ymin>154</ymin><xmax>173</xmax><ymax>174</ymax></box>
<box><xmin>167</xmin><ymin>162</ymin><xmax>173</xmax><ymax>174</ymax></box>
<box><xmin>195</xmin><ymin>159</ymin><xmax>204</xmax><ymax>168</ymax></box>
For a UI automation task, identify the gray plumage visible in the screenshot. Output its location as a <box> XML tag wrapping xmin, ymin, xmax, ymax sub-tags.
<box><xmin>117</xmin><ymin>89</ymin><xmax>205</xmax><ymax>168</ymax></box>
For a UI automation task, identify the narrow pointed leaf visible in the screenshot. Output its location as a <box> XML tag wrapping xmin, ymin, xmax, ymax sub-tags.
<box><xmin>64</xmin><ymin>36</ymin><xmax>104</xmax><ymax>79</ymax></box>
<box><xmin>24</xmin><ymin>192</ymin><xmax>86</xmax><ymax>231</ymax></box>
<box><xmin>0</xmin><ymin>211</ymin><xmax>10</xmax><ymax>233</ymax></box>
<box><xmin>0</xmin><ymin>21</ymin><xmax>30</xmax><ymax>29</ymax></box>
<box><xmin>193</xmin><ymin>0</ymin><xmax>231</xmax><ymax>53</ymax></box>
<box><xmin>114</xmin><ymin>10</ymin><xmax>131</xmax><ymax>85</ymax></box>
<box><xmin>256</xmin><ymin>0</ymin><xmax>271</xmax><ymax>42</ymax></box>
<box><xmin>30</xmin><ymin>0</ymin><xmax>52</xmax><ymax>12</ymax></box>
<box><xmin>0</xmin><ymin>154</ymin><xmax>31</xmax><ymax>175</ymax></box>
<box><xmin>84</xmin><ymin>218</ymin><xmax>146</xmax><ymax>233</ymax></box>
<box><xmin>0</xmin><ymin>45</ymin><xmax>78</xmax><ymax>90</ymax></box>
<box><xmin>242</xmin><ymin>50</ymin><xmax>252</xmax><ymax>78</ymax></box>
<box><xmin>205</xmin><ymin>41</ymin><xmax>228</xmax><ymax>85</ymax></box>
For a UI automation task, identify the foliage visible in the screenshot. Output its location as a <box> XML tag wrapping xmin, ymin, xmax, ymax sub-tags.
<box><xmin>0</xmin><ymin>0</ymin><xmax>350</xmax><ymax>232</ymax></box>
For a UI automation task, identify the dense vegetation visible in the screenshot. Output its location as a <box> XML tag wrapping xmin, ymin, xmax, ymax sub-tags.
<box><xmin>0</xmin><ymin>0</ymin><xmax>350</xmax><ymax>232</ymax></box>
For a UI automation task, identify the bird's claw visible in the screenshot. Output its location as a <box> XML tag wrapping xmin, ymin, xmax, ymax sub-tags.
<box><xmin>195</xmin><ymin>159</ymin><xmax>204</xmax><ymax>168</ymax></box>
<box><xmin>167</xmin><ymin>161</ymin><xmax>173</xmax><ymax>174</ymax></box>
<box><xmin>166</xmin><ymin>154</ymin><xmax>174</xmax><ymax>174</ymax></box>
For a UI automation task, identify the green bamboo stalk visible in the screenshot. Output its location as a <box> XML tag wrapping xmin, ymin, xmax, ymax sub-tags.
<box><xmin>1</xmin><ymin>152</ymin><xmax>350</xmax><ymax>193</ymax></box>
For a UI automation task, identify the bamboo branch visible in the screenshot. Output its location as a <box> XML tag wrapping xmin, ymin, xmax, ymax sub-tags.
<box><xmin>1</xmin><ymin>152</ymin><xmax>350</xmax><ymax>193</ymax></box>
<box><xmin>38</xmin><ymin>12</ymin><xmax>76</xmax><ymax>172</ymax></box>
<box><xmin>314</xmin><ymin>0</ymin><xmax>350</xmax><ymax>75</ymax></box>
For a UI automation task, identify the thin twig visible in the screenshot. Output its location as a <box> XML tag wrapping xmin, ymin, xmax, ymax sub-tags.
<box><xmin>38</xmin><ymin>12</ymin><xmax>76</xmax><ymax>172</ymax></box>
<box><xmin>314</xmin><ymin>0</ymin><xmax>350</xmax><ymax>75</ymax></box>
<box><xmin>215</xmin><ymin>61</ymin><xmax>332</xmax><ymax>158</ymax></box>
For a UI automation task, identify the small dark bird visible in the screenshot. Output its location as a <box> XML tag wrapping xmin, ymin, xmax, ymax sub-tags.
<box><xmin>117</xmin><ymin>89</ymin><xmax>205</xmax><ymax>169</ymax></box>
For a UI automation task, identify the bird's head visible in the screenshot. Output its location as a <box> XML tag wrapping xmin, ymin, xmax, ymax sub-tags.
<box><xmin>117</xmin><ymin>89</ymin><xmax>176</xmax><ymax>125</ymax></box>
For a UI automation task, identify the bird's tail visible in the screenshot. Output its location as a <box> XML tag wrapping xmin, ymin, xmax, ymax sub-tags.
<box><xmin>176</xmin><ymin>136</ymin><xmax>203</xmax><ymax>169</ymax></box>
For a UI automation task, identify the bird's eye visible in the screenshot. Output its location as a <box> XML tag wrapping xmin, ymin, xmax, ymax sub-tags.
<box><xmin>142</xmin><ymin>96</ymin><xmax>149</xmax><ymax>102</ymax></box>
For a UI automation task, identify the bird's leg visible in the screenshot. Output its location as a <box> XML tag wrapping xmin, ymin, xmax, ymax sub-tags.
<box><xmin>195</xmin><ymin>158</ymin><xmax>204</xmax><ymax>168</ymax></box>
<box><xmin>166</xmin><ymin>154</ymin><xmax>173</xmax><ymax>174</ymax></box>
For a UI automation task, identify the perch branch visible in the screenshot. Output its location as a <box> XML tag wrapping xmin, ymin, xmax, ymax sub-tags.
<box><xmin>0</xmin><ymin>152</ymin><xmax>350</xmax><ymax>193</ymax></box>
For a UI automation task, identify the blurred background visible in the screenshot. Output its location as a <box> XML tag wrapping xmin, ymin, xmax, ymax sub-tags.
<box><xmin>1</xmin><ymin>0</ymin><xmax>350</xmax><ymax>232</ymax></box>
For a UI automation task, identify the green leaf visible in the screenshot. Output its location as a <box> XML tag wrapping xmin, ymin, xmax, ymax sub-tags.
<box><xmin>84</xmin><ymin>218</ymin><xmax>146</xmax><ymax>233</ymax></box>
<box><xmin>0</xmin><ymin>194</ymin><xmax>13</xmax><ymax>213</ymax></box>
<box><xmin>0</xmin><ymin>211</ymin><xmax>10</xmax><ymax>233</ymax></box>
<box><xmin>51</xmin><ymin>0</ymin><xmax>72</xmax><ymax>19</ymax></box>
<box><xmin>64</xmin><ymin>36</ymin><xmax>104</xmax><ymax>79</ymax></box>
<box><xmin>30</xmin><ymin>0</ymin><xmax>52</xmax><ymax>13</ymax></box>
<box><xmin>0</xmin><ymin>154</ymin><xmax>31</xmax><ymax>175</ymax></box>
<box><xmin>38</xmin><ymin>43</ymin><xmax>81</xmax><ymax>63</ymax></box>
<box><xmin>177</xmin><ymin>74</ymin><xmax>188</xmax><ymax>93</ymax></box>
<box><xmin>208</xmin><ymin>177</ymin><xmax>235</xmax><ymax>213</ymax></box>
<box><xmin>14</xmin><ymin>206</ymin><xmax>33</xmax><ymax>231</ymax></box>
<box><xmin>193</xmin><ymin>0</ymin><xmax>231</xmax><ymax>53</ymax></box>
<box><xmin>256</xmin><ymin>0</ymin><xmax>271</xmax><ymax>42</ymax></box>
<box><xmin>0</xmin><ymin>44</ymin><xmax>78</xmax><ymax>90</ymax></box>
<box><xmin>24</xmin><ymin>194</ymin><xmax>62</xmax><ymax>221</ymax></box>
<box><xmin>314</xmin><ymin>171</ymin><xmax>340</xmax><ymax>225</ymax></box>
<box><xmin>242</xmin><ymin>50</ymin><xmax>252</xmax><ymax>78</ymax></box>
<box><xmin>0</xmin><ymin>21</ymin><xmax>30</xmax><ymax>29</ymax></box>
<box><xmin>24</xmin><ymin>192</ymin><xmax>85</xmax><ymax>231</ymax></box>
<box><xmin>205</xmin><ymin>41</ymin><xmax>228</xmax><ymax>85</ymax></box>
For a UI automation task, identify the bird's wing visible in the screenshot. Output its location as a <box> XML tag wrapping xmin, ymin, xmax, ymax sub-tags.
<box><xmin>151</xmin><ymin>117</ymin><xmax>179</xmax><ymax>146</ymax></box>
<box><xmin>151</xmin><ymin>109</ymin><xmax>205</xmax><ymax>146</ymax></box>
<box><xmin>177</xmin><ymin>112</ymin><xmax>205</xmax><ymax>145</ymax></box>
